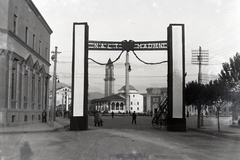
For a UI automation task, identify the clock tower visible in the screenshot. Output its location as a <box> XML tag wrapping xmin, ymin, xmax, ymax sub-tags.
<box><xmin>104</xmin><ymin>58</ymin><xmax>115</xmax><ymax>97</ymax></box>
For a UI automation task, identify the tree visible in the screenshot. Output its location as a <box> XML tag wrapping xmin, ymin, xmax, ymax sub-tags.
<box><xmin>185</xmin><ymin>80</ymin><xmax>227</xmax><ymax>131</ymax></box>
<box><xmin>206</xmin><ymin>79</ymin><xmax>227</xmax><ymax>132</ymax></box>
<box><xmin>218</xmin><ymin>52</ymin><xmax>240</xmax><ymax>123</ymax></box>
<box><xmin>185</xmin><ymin>81</ymin><xmax>207</xmax><ymax>128</ymax></box>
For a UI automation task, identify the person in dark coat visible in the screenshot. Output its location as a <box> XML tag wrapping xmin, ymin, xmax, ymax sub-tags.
<box><xmin>42</xmin><ymin>110</ymin><xmax>47</xmax><ymax>123</ymax></box>
<box><xmin>132</xmin><ymin>111</ymin><xmax>137</xmax><ymax>124</ymax></box>
<box><xmin>111</xmin><ymin>111</ymin><xmax>114</xmax><ymax>119</ymax></box>
<box><xmin>94</xmin><ymin>111</ymin><xmax>100</xmax><ymax>126</ymax></box>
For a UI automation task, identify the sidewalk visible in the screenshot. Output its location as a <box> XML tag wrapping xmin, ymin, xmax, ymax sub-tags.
<box><xmin>188</xmin><ymin>125</ymin><xmax>240</xmax><ymax>140</ymax></box>
<box><xmin>187</xmin><ymin>116</ymin><xmax>240</xmax><ymax>141</ymax></box>
<box><xmin>0</xmin><ymin>117</ymin><xmax>70</xmax><ymax>134</ymax></box>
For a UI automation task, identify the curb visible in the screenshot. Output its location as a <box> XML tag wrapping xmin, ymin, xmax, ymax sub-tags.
<box><xmin>0</xmin><ymin>124</ymin><xmax>70</xmax><ymax>135</ymax></box>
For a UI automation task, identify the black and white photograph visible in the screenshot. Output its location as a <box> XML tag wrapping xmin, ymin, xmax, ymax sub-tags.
<box><xmin>0</xmin><ymin>0</ymin><xmax>240</xmax><ymax>159</ymax></box>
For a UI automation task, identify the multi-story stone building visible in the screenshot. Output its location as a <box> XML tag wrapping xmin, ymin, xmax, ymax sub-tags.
<box><xmin>0</xmin><ymin>0</ymin><xmax>52</xmax><ymax>126</ymax></box>
<box><xmin>145</xmin><ymin>88</ymin><xmax>167</xmax><ymax>115</ymax></box>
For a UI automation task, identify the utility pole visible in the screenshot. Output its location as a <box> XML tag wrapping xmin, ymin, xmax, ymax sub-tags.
<box><xmin>191</xmin><ymin>46</ymin><xmax>208</xmax><ymax>127</ymax></box>
<box><xmin>191</xmin><ymin>46</ymin><xmax>209</xmax><ymax>84</ymax></box>
<box><xmin>125</xmin><ymin>51</ymin><xmax>130</xmax><ymax>113</ymax></box>
<box><xmin>50</xmin><ymin>46</ymin><xmax>61</xmax><ymax>127</ymax></box>
<box><xmin>198</xmin><ymin>46</ymin><xmax>202</xmax><ymax>84</ymax></box>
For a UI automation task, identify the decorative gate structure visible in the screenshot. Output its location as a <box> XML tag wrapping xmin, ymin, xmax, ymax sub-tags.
<box><xmin>71</xmin><ymin>22</ymin><xmax>186</xmax><ymax>132</ymax></box>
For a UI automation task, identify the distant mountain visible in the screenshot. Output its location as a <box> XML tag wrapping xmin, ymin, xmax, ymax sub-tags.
<box><xmin>49</xmin><ymin>80</ymin><xmax>70</xmax><ymax>91</ymax></box>
<box><xmin>89</xmin><ymin>92</ymin><xmax>104</xmax><ymax>100</ymax></box>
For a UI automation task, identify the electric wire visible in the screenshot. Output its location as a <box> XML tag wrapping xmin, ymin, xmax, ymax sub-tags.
<box><xmin>132</xmin><ymin>50</ymin><xmax>168</xmax><ymax>65</ymax></box>
<box><xmin>88</xmin><ymin>50</ymin><xmax>124</xmax><ymax>65</ymax></box>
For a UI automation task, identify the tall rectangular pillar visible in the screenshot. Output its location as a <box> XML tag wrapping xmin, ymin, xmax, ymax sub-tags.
<box><xmin>167</xmin><ymin>24</ymin><xmax>186</xmax><ymax>132</ymax></box>
<box><xmin>70</xmin><ymin>23</ymin><xmax>89</xmax><ymax>130</ymax></box>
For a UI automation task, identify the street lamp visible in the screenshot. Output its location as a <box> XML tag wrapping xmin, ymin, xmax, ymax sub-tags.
<box><xmin>128</xmin><ymin>65</ymin><xmax>132</xmax><ymax>72</ymax></box>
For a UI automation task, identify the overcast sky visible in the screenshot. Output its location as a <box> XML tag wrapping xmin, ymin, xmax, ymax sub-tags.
<box><xmin>33</xmin><ymin>0</ymin><xmax>240</xmax><ymax>93</ymax></box>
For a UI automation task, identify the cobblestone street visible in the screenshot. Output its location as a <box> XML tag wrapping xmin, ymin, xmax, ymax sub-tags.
<box><xmin>1</xmin><ymin>116</ymin><xmax>240</xmax><ymax>160</ymax></box>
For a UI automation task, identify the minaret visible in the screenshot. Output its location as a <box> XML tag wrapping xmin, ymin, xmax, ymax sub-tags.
<box><xmin>104</xmin><ymin>58</ymin><xmax>115</xmax><ymax>97</ymax></box>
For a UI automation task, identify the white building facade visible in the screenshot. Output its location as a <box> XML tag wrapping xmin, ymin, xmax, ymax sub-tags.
<box><xmin>91</xmin><ymin>85</ymin><xmax>144</xmax><ymax>113</ymax></box>
<box><xmin>118</xmin><ymin>85</ymin><xmax>144</xmax><ymax>113</ymax></box>
<box><xmin>56</xmin><ymin>86</ymin><xmax>71</xmax><ymax>111</ymax></box>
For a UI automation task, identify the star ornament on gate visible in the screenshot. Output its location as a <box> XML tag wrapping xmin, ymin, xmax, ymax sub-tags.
<box><xmin>122</xmin><ymin>40</ymin><xmax>135</xmax><ymax>52</ymax></box>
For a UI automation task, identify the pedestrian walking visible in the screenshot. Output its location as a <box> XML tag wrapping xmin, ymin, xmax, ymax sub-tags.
<box><xmin>42</xmin><ymin>110</ymin><xmax>47</xmax><ymax>123</ymax></box>
<box><xmin>111</xmin><ymin>111</ymin><xmax>114</xmax><ymax>119</ymax></box>
<box><xmin>132</xmin><ymin>111</ymin><xmax>137</xmax><ymax>124</ymax></box>
<box><xmin>94</xmin><ymin>111</ymin><xmax>100</xmax><ymax>126</ymax></box>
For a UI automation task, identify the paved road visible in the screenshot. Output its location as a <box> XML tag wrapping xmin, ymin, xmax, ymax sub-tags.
<box><xmin>0</xmin><ymin>116</ymin><xmax>240</xmax><ymax>160</ymax></box>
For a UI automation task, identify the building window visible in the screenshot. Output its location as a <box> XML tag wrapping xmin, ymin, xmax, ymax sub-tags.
<box><xmin>11</xmin><ymin>72</ymin><xmax>15</xmax><ymax>100</ymax></box>
<box><xmin>38</xmin><ymin>77</ymin><xmax>41</xmax><ymax>109</ymax></box>
<box><xmin>24</xmin><ymin>70</ymin><xmax>28</xmax><ymax>101</ymax></box>
<box><xmin>120</xmin><ymin>103</ymin><xmax>124</xmax><ymax>110</ymax></box>
<box><xmin>111</xmin><ymin>102</ymin><xmax>115</xmax><ymax>110</ymax></box>
<box><xmin>131</xmin><ymin>107</ymin><xmax>133</xmax><ymax>110</ymax></box>
<box><xmin>116</xmin><ymin>103</ymin><xmax>119</xmax><ymax>110</ymax></box>
<box><xmin>39</xmin><ymin>41</ymin><xmax>41</xmax><ymax>54</ymax></box>
<box><xmin>25</xmin><ymin>27</ymin><xmax>28</xmax><ymax>43</ymax></box>
<box><xmin>133</xmin><ymin>95</ymin><xmax>135</xmax><ymax>97</ymax></box>
<box><xmin>137</xmin><ymin>107</ymin><xmax>139</xmax><ymax>110</ymax></box>
<box><xmin>13</xmin><ymin>14</ymin><xmax>17</xmax><ymax>34</ymax></box>
<box><xmin>11</xmin><ymin>59</ymin><xmax>17</xmax><ymax>101</ymax></box>
<box><xmin>32</xmin><ymin>74</ymin><xmax>35</xmax><ymax>109</ymax></box>
<box><xmin>12</xmin><ymin>115</ymin><xmax>15</xmax><ymax>123</ymax></box>
<box><xmin>45</xmin><ymin>78</ymin><xmax>48</xmax><ymax>108</ymax></box>
<box><xmin>24</xmin><ymin>115</ymin><xmax>28</xmax><ymax>122</ymax></box>
<box><xmin>33</xmin><ymin>34</ymin><xmax>35</xmax><ymax>49</ymax></box>
<box><xmin>137</xmin><ymin>102</ymin><xmax>139</xmax><ymax>105</ymax></box>
<box><xmin>153</xmin><ymin>98</ymin><xmax>159</xmax><ymax>102</ymax></box>
<box><xmin>131</xmin><ymin>101</ymin><xmax>133</xmax><ymax>105</ymax></box>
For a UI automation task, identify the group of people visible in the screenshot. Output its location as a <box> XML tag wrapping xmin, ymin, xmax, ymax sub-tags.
<box><xmin>43</xmin><ymin>109</ymin><xmax>138</xmax><ymax>126</ymax></box>
<box><xmin>94</xmin><ymin>111</ymin><xmax>103</xmax><ymax>126</ymax></box>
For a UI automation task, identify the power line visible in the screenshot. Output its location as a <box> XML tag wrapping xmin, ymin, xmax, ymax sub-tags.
<box><xmin>88</xmin><ymin>50</ymin><xmax>124</xmax><ymax>65</ymax></box>
<box><xmin>132</xmin><ymin>50</ymin><xmax>167</xmax><ymax>65</ymax></box>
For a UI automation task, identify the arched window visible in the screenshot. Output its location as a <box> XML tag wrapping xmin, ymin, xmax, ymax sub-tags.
<box><xmin>120</xmin><ymin>103</ymin><xmax>124</xmax><ymax>110</ymax></box>
<box><xmin>116</xmin><ymin>102</ymin><xmax>119</xmax><ymax>110</ymax></box>
<box><xmin>111</xmin><ymin>102</ymin><xmax>115</xmax><ymax>110</ymax></box>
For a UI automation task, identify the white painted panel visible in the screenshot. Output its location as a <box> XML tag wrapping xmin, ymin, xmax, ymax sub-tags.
<box><xmin>172</xmin><ymin>26</ymin><xmax>183</xmax><ymax>118</ymax></box>
<box><xmin>73</xmin><ymin>25</ymin><xmax>85</xmax><ymax>117</ymax></box>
